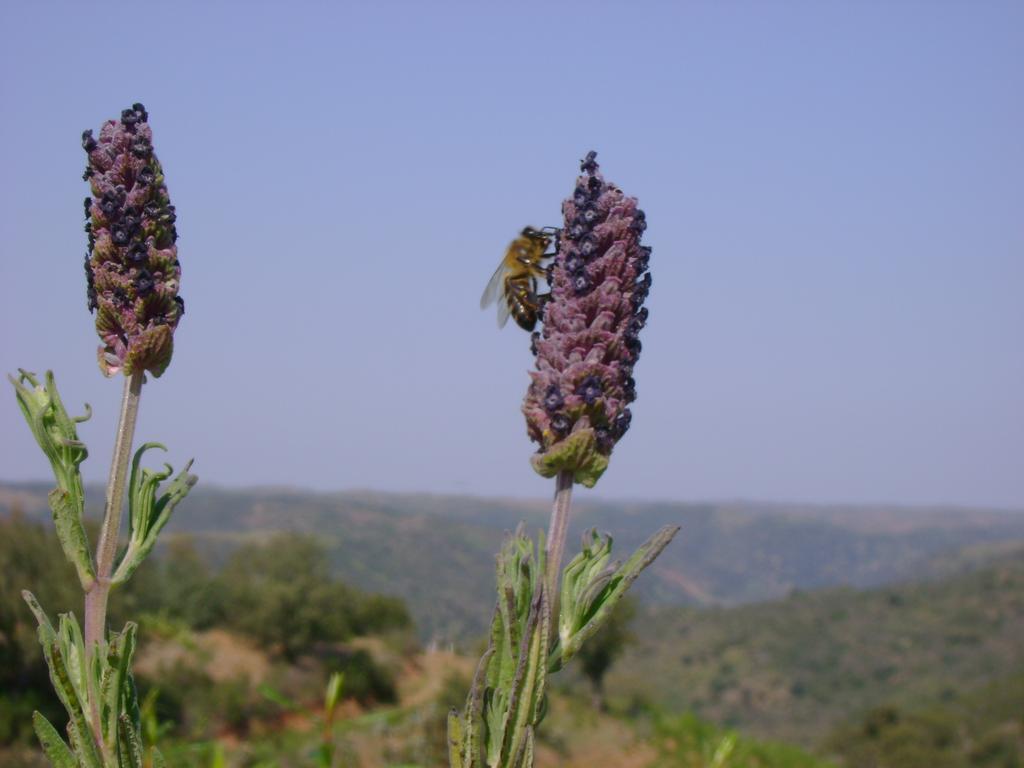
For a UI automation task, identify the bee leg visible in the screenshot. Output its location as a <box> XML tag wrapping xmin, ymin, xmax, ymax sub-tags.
<box><xmin>543</xmin><ymin>227</ymin><xmax>563</xmax><ymax>253</ymax></box>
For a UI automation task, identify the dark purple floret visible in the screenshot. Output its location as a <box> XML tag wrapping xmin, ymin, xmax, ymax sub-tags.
<box><xmin>623</xmin><ymin>376</ymin><xmax>636</xmax><ymax>401</ymax></box>
<box><xmin>522</xmin><ymin>152</ymin><xmax>651</xmax><ymax>486</ymax></box>
<box><xmin>580</xmin><ymin>203</ymin><xmax>599</xmax><ymax>224</ymax></box>
<box><xmin>571</xmin><ymin>271</ymin><xmax>591</xmax><ymax>294</ymax></box>
<box><xmin>631</xmin><ymin>273</ymin><xmax>651</xmax><ymax>308</ymax></box>
<box><xmin>577</xmin><ymin>375</ymin><xmax>603</xmax><ymax>405</ymax></box>
<box><xmin>550</xmin><ymin>414</ymin><xmax>571</xmax><ymax>436</ymax></box>
<box><xmin>567</xmin><ymin>222</ymin><xmax>586</xmax><ymax>241</ymax></box>
<box><xmin>131</xmin><ymin>138</ymin><xmax>151</xmax><ymax>158</ymax></box>
<box><xmin>82</xmin><ymin>130</ymin><xmax>97</xmax><ymax>152</ymax></box>
<box><xmin>121</xmin><ymin>104</ymin><xmax>148</xmax><ymax>129</ymax></box>
<box><xmin>134</xmin><ymin>269</ymin><xmax>154</xmax><ymax>295</ymax></box>
<box><xmin>629</xmin><ymin>309</ymin><xmax>648</xmax><ymax>334</ymax></box>
<box><xmin>638</xmin><ymin>245</ymin><xmax>652</xmax><ymax>270</ymax></box>
<box><xmin>126</xmin><ymin>243</ymin><xmax>148</xmax><ymax>265</ymax></box>
<box><xmin>543</xmin><ymin>385</ymin><xmax>564</xmax><ymax>412</ymax></box>
<box><xmin>614</xmin><ymin>409</ymin><xmax>632</xmax><ymax>436</ymax></box>
<box><xmin>111</xmin><ymin>223</ymin><xmax>132</xmax><ymax>246</ymax></box>
<box><xmin>137</xmin><ymin>166</ymin><xmax>155</xmax><ymax>185</ymax></box>
<box><xmin>99</xmin><ymin>192</ymin><xmax>119</xmax><ymax>216</ymax></box>
<box><xmin>564</xmin><ymin>253</ymin><xmax>585</xmax><ymax>274</ymax></box>
<box><xmin>84</xmin><ymin>254</ymin><xmax>98</xmax><ymax>312</ymax></box>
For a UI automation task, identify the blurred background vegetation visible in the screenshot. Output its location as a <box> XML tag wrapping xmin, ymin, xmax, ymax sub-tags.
<box><xmin>2</xmin><ymin>485</ymin><xmax>1022</xmax><ymax>767</ymax></box>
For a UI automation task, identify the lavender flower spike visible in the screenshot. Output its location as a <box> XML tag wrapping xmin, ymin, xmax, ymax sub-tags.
<box><xmin>523</xmin><ymin>152</ymin><xmax>650</xmax><ymax>487</ymax></box>
<box><xmin>83</xmin><ymin>103</ymin><xmax>182</xmax><ymax>377</ymax></box>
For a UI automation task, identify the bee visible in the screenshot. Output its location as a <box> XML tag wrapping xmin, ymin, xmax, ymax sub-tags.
<box><xmin>480</xmin><ymin>226</ymin><xmax>559</xmax><ymax>331</ymax></box>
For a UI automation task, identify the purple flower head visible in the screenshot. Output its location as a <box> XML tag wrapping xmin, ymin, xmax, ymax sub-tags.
<box><xmin>83</xmin><ymin>103</ymin><xmax>182</xmax><ymax>378</ymax></box>
<box><xmin>522</xmin><ymin>152</ymin><xmax>651</xmax><ymax>487</ymax></box>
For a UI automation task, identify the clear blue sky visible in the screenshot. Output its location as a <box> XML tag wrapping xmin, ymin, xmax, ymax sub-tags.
<box><xmin>1</xmin><ymin>1</ymin><xmax>1021</xmax><ymax>507</ymax></box>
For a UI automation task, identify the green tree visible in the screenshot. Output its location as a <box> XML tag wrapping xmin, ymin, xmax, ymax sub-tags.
<box><xmin>153</xmin><ymin>536</ymin><xmax>224</xmax><ymax>629</ymax></box>
<box><xmin>215</xmin><ymin>533</ymin><xmax>410</xmax><ymax>660</ymax></box>
<box><xmin>216</xmin><ymin>533</ymin><xmax>350</xmax><ymax>660</ymax></box>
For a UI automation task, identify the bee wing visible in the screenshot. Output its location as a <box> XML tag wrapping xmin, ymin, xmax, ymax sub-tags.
<box><xmin>481</xmin><ymin>261</ymin><xmax>512</xmax><ymax>328</ymax></box>
<box><xmin>495</xmin><ymin>293</ymin><xmax>511</xmax><ymax>328</ymax></box>
<box><xmin>480</xmin><ymin>260</ymin><xmax>506</xmax><ymax>309</ymax></box>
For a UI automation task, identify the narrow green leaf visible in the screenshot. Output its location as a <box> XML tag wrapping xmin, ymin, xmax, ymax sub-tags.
<box><xmin>48</xmin><ymin>489</ymin><xmax>96</xmax><ymax>590</ymax></box>
<box><xmin>56</xmin><ymin>612</ymin><xmax>90</xmax><ymax>716</ymax></box>
<box><xmin>67</xmin><ymin>719</ymin><xmax>103</xmax><ymax>768</ymax></box>
<box><xmin>118</xmin><ymin>713</ymin><xmax>144</xmax><ymax>768</ymax></box>
<box><xmin>462</xmin><ymin>641</ymin><xmax>492</xmax><ymax>768</ymax></box>
<box><xmin>561</xmin><ymin>525</ymin><xmax>679</xmax><ymax>663</ymax></box>
<box><xmin>23</xmin><ymin>592</ymin><xmax>100</xmax><ymax>766</ymax></box>
<box><xmin>511</xmin><ymin>724</ymin><xmax>535</xmax><ymax>768</ymax></box>
<box><xmin>504</xmin><ymin>589</ymin><xmax>547</xmax><ymax>764</ymax></box>
<box><xmin>8</xmin><ymin>370</ymin><xmax>89</xmax><ymax>510</ymax></box>
<box><xmin>530</xmin><ymin>588</ymin><xmax>550</xmax><ymax>724</ymax></box>
<box><xmin>126</xmin><ymin>443</ymin><xmax>169</xmax><ymax>548</ymax></box>
<box><xmin>324</xmin><ymin>671</ymin><xmax>344</xmax><ymax>714</ymax></box>
<box><xmin>113</xmin><ymin>455</ymin><xmax>197</xmax><ymax>585</ymax></box>
<box><xmin>447</xmin><ymin>709</ymin><xmax>465</xmax><ymax>768</ymax></box>
<box><xmin>22</xmin><ymin>590</ymin><xmax>57</xmax><ymax>639</ymax></box>
<box><xmin>52</xmin><ymin>646</ymin><xmax>103</xmax><ymax>768</ymax></box>
<box><xmin>32</xmin><ymin>711</ymin><xmax>77</xmax><ymax>768</ymax></box>
<box><xmin>521</xmin><ymin>725</ymin><xmax>535</xmax><ymax>768</ymax></box>
<box><xmin>117</xmin><ymin>723</ymin><xmax>133</xmax><ymax>768</ymax></box>
<box><xmin>103</xmin><ymin>623</ymin><xmax>139</xmax><ymax>746</ymax></box>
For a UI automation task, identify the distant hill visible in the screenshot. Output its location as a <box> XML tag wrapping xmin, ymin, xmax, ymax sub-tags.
<box><xmin>2</xmin><ymin>482</ymin><xmax>1023</xmax><ymax>641</ymax></box>
<box><xmin>603</xmin><ymin>546</ymin><xmax>1024</xmax><ymax>747</ymax></box>
<box><xmin>823</xmin><ymin>671</ymin><xmax>1024</xmax><ymax>768</ymax></box>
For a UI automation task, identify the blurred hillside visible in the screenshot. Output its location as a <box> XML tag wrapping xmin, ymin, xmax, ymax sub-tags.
<box><xmin>2</xmin><ymin>482</ymin><xmax>1022</xmax><ymax>641</ymax></box>
<box><xmin>0</xmin><ymin>513</ymin><xmax>836</xmax><ymax>768</ymax></box>
<box><xmin>605</xmin><ymin>545</ymin><xmax>1024</xmax><ymax>746</ymax></box>
<box><xmin>3</xmin><ymin>497</ymin><xmax>1022</xmax><ymax>767</ymax></box>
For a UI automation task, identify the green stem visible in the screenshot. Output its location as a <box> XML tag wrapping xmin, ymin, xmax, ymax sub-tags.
<box><xmin>84</xmin><ymin>370</ymin><xmax>144</xmax><ymax>750</ymax></box>
<box><xmin>544</xmin><ymin>470</ymin><xmax>574</xmax><ymax>605</ymax></box>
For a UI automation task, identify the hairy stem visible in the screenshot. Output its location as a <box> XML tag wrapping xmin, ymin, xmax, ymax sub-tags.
<box><xmin>544</xmin><ymin>470</ymin><xmax>574</xmax><ymax>602</ymax></box>
<box><xmin>84</xmin><ymin>371</ymin><xmax>143</xmax><ymax>749</ymax></box>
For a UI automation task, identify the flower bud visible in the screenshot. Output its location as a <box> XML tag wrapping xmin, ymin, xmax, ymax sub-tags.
<box><xmin>83</xmin><ymin>103</ymin><xmax>182</xmax><ymax>377</ymax></box>
<box><xmin>523</xmin><ymin>152</ymin><xmax>651</xmax><ymax>487</ymax></box>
